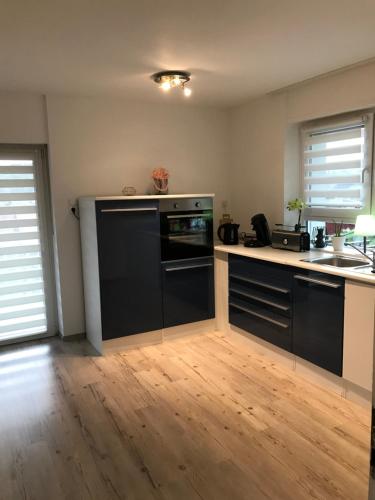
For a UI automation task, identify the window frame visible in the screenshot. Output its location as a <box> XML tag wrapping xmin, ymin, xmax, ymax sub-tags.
<box><xmin>300</xmin><ymin>111</ymin><xmax>374</xmax><ymax>223</ymax></box>
<box><xmin>0</xmin><ymin>144</ymin><xmax>57</xmax><ymax>346</ymax></box>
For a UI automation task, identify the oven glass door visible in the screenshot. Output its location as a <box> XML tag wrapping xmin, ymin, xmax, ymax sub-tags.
<box><xmin>161</xmin><ymin>210</ymin><xmax>213</xmax><ymax>261</ymax></box>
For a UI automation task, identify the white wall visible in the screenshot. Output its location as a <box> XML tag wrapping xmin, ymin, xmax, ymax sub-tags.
<box><xmin>229</xmin><ymin>60</ymin><xmax>375</xmax><ymax>231</ymax></box>
<box><xmin>46</xmin><ymin>96</ymin><xmax>230</xmax><ymax>336</ymax></box>
<box><xmin>229</xmin><ymin>93</ymin><xmax>287</xmax><ymax>231</ymax></box>
<box><xmin>0</xmin><ymin>92</ymin><xmax>47</xmax><ymax>143</ymax></box>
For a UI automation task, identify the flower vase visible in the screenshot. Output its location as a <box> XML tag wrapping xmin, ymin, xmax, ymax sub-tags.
<box><xmin>153</xmin><ymin>178</ymin><xmax>168</xmax><ymax>195</ymax></box>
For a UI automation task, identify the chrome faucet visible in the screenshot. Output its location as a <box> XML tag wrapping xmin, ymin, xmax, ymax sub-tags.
<box><xmin>345</xmin><ymin>243</ymin><xmax>375</xmax><ymax>273</ymax></box>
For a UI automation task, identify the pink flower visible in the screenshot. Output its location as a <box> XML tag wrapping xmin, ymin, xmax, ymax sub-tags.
<box><xmin>152</xmin><ymin>167</ymin><xmax>169</xmax><ymax>180</ymax></box>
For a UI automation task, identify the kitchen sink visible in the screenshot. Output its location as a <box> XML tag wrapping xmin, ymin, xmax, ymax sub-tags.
<box><xmin>301</xmin><ymin>256</ymin><xmax>370</xmax><ymax>268</ymax></box>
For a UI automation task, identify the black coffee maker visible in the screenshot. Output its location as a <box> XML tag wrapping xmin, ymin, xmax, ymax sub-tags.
<box><xmin>217</xmin><ymin>223</ymin><xmax>240</xmax><ymax>245</ymax></box>
<box><xmin>244</xmin><ymin>213</ymin><xmax>271</xmax><ymax>247</ymax></box>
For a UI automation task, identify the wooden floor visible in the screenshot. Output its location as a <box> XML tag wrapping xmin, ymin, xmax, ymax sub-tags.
<box><xmin>0</xmin><ymin>331</ymin><xmax>370</xmax><ymax>500</ymax></box>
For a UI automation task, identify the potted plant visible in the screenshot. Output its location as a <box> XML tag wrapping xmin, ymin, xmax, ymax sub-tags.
<box><xmin>331</xmin><ymin>220</ymin><xmax>345</xmax><ymax>251</ymax></box>
<box><xmin>286</xmin><ymin>198</ymin><xmax>307</xmax><ymax>232</ymax></box>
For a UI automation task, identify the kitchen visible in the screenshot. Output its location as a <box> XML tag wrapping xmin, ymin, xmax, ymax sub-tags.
<box><xmin>0</xmin><ymin>2</ymin><xmax>375</xmax><ymax>500</ymax></box>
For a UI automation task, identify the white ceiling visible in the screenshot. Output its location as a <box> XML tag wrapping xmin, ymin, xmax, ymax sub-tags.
<box><xmin>1</xmin><ymin>0</ymin><xmax>375</xmax><ymax>106</ymax></box>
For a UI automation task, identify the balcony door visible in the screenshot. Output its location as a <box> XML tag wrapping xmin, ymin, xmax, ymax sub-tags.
<box><xmin>0</xmin><ymin>145</ymin><xmax>56</xmax><ymax>345</ymax></box>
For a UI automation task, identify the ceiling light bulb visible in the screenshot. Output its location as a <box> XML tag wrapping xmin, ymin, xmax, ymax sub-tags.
<box><xmin>152</xmin><ymin>71</ymin><xmax>191</xmax><ymax>95</ymax></box>
<box><xmin>160</xmin><ymin>81</ymin><xmax>171</xmax><ymax>91</ymax></box>
<box><xmin>183</xmin><ymin>86</ymin><xmax>192</xmax><ymax>97</ymax></box>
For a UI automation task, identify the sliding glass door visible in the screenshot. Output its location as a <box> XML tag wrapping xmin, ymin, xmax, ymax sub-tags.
<box><xmin>0</xmin><ymin>146</ymin><xmax>56</xmax><ymax>344</ymax></box>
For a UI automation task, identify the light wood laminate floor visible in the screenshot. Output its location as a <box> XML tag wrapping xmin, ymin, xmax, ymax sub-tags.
<box><xmin>0</xmin><ymin>331</ymin><xmax>370</xmax><ymax>500</ymax></box>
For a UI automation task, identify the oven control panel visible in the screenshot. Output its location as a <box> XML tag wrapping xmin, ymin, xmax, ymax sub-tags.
<box><xmin>160</xmin><ymin>197</ymin><xmax>213</xmax><ymax>212</ymax></box>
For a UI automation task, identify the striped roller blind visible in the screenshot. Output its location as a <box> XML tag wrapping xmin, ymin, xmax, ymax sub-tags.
<box><xmin>0</xmin><ymin>153</ymin><xmax>48</xmax><ymax>342</ymax></box>
<box><xmin>302</xmin><ymin>117</ymin><xmax>370</xmax><ymax>211</ymax></box>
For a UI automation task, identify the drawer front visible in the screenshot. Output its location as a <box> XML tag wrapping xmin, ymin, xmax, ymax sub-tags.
<box><xmin>228</xmin><ymin>254</ymin><xmax>293</xmax><ymax>352</ymax></box>
<box><xmin>229</xmin><ymin>302</ymin><xmax>292</xmax><ymax>352</ymax></box>
<box><xmin>228</xmin><ymin>254</ymin><xmax>294</xmax><ymax>291</ymax></box>
<box><xmin>229</xmin><ymin>275</ymin><xmax>291</xmax><ymax>318</ymax></box>
<box><xmin>162</xmin><ymin>257</ymin><xmax>215</xmax><ymax>328</ymax></box>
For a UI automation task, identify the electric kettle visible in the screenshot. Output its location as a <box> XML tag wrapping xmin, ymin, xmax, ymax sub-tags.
<box><xmin>217</xmin><ymin>223</ymin><xmax>240</xmax><ymax>245</ymax></box>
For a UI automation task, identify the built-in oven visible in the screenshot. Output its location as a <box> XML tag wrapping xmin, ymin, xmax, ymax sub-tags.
<box><xmin>160</xmin><ymin>197</ymin><xmax>213</xmax><ymax>262</ymax></box>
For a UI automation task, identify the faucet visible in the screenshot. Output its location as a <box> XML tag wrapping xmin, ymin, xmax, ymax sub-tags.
<box><xmin>345</xmin><ymin>243</ymin><xmax>375</xmax><ymax>273</ymax></box>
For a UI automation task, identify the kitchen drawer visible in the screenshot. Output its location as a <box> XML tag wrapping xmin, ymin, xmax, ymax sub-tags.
<box><xmin>229</xmin><ymin>301</ymin><xmax>292</xmax><ymax>352</ymax></box>
<box><xmin>230</xmin><ymin>294</ymin><xmax>291</xmax><ymax>328</ymax></box>
<box><xmin>229</xmin><ymin>254</ymin><xmax>293</xmax><ymax>292</ymax></box>
<box><xmin>162</xmin><ymin>257</ymin><xmax>215</xmax><ymax>328</ymax></box>
<box><xmin>229</xmin><ymin>275</ymin><xmax>291</xmax><ymax>318</ymax></box>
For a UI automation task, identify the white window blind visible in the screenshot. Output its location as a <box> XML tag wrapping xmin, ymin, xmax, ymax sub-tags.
<box><xmin>0</xmin><ymin>148</ymin><xmax>55</xmax><ymax>343</ymax></box>
<box><xmin>302</xmin><ymin>114</ymin><xmax>373</xmax><ymax>217</ymax></box>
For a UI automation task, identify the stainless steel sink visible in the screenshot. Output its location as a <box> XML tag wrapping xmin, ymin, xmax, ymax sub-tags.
<box><xmin>301</xmin><ymin>256</ymin><xmax>369</xmax><ymax>268</ymax></box>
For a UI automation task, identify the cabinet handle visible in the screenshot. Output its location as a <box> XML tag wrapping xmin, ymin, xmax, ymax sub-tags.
<box><xmin>294</xmin><ymin>274</ymin><xmax>341</xmax><ymax>288</ymax></box>
<box><xmin>229</xmin><ymin>302</ymin><xmax>289</xmax><ymax>329</ymax></box>
<box><xmin>166</xmin><ymin>213</ymin><xmax>209</xmax><ymax>219</ymax></box>
<box><xmin>100</xmin><ymin>208</ymin><xmax>158</xmax><ymax>213</ymax></box>
<box><xmin>229</xmin><ymin>287</ymin><xmax>290</xmax><ymax>311</ymax></box>
<box><xmin>229</xmin><ymin>273</ymin><xmax>289</xmax><ymax>294</ymax></box>
<box><xmin>165</xmin><ymin>263</ymin><xmax>213</xmax><ymax>272</ymax></box>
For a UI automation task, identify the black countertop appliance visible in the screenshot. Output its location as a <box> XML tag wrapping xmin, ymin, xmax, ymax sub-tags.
<box><xmin>271</xmin><ymin>229</ymin><xmax>310</xmax><ymax>252</ymax></box>
<box><xmin>244</xmin><ymin>213</ymin><xmax>271</xmax><ymax>247</ymax></box>
<box><xmin>217</xmin><ymin>222</ymin><xmax>240</xmax><ymax>245</ymax></box>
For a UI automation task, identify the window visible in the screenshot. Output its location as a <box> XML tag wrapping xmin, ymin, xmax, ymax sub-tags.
<box><xmin>301</xmin><ymin>113</ymin><xmax>373</xmax><ymax>220</ymax></box>
<box><xmin>307</xmin><ymin>220</ymin><xmax>375</xmax><ymax>247</ymax></box>
<box><xmin>0</xmin><ymin>146</ymin><xmax>56</xmax><ymax>344</ymax></box>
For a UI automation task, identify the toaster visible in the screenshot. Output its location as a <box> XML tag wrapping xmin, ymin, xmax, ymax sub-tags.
<box><xmin>271</xmin><ymin>229</ymin><xmax>310</xmax><ymax>252</ymax></box>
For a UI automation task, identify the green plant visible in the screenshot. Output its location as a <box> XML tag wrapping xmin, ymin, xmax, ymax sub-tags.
<box><xmin>286</xmin><ymin>198</ymin><xmax>307</xmax><ymax>231</ymax></box>
<box><xmin>332</xmin><ymin>220</ymin><xmax>344</xmax><ymax>237</ymax></box>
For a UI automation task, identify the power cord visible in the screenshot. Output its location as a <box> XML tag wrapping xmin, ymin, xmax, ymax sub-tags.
<box><xmin>71</xmin><ymin>207</ymin><xmax>80</xmax><ymax>220</ymax></box>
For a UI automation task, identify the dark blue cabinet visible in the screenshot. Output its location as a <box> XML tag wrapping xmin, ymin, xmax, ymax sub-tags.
<box><xmin>228</xmin><ymin>255</ymin><xmax>293</xmax><ymax>351</ymax></box>
<box><xmin>293</xmin><ymin>272</ymin><xmax>344</xmax><ymax>376</ymax></box>
<box><xmin>162</xmin><ymin>257</ymin><xmax>215</xmax><ymax>328</ymax></box>
<box><xmin>228</xmin><ymin>254</ymin><xmax>345</xmax><ymax>376</ymax></box>
<box><xmin>96</xmin><ymin>200</ymin><xmax>163</xmax><ymax>340</ymax></box>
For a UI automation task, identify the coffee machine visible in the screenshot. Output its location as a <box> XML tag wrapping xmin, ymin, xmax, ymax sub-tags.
<box><xmin>244</xmin><ymin>213</ymin><xmax>271</xmax><ymax>247</ymax></box>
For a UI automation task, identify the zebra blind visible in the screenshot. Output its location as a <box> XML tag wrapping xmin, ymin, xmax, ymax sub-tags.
<box><xmin>0</xmin><ymin>151</ymin><xmax>49</xmax><ymax>342</ymax></box>
<box><xmin>302</xmin><ymin>115</ymin><xmax>372</xmax><ymax>214</ymax></box>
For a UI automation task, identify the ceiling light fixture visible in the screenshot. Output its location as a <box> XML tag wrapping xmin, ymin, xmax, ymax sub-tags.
<box><xmin>152</xmin><ymin>70</ymin><xmax>192</xmax><ymax>97</ymax></box>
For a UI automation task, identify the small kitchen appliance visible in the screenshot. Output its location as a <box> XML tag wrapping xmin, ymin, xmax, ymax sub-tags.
<box><xmin>244</xmin><ymin>213</ymin><xmax>271</xmax><ymax>247</ymax></box>
<box><xmin>217</xmin><ymin>223</ymin><xmax>240</xmax><ymax>245</ymax></box>
<box><xmin>271</xmin><ymin>229</ymin><xmax>310</xmax><ymax>252</ymax></box>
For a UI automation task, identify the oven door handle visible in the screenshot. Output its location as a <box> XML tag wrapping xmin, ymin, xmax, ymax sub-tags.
<box><xmin>165</xmin><ymin>263</ymin><xmax>213</xmax><ymax>272</ymax></box>
<box><xmin>100</xmin><ymin>208</ymin><xmax>158</xmax><ymax>213</ymax></box>
<box><xmin>166</xmin><ymin>213</ymin><xmax>210</xmax><ymax>219</ymax></box>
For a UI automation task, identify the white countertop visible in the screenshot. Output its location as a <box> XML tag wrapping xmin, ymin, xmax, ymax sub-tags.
<box><xmin>215</xmin><ymin>244</ymin><xmax>375</xmax><ymax>285</ymax></box>
<box><xmin>80</xmin><ymin>193</ymin><xmax>215</xmax><ymax>201</ymax></box>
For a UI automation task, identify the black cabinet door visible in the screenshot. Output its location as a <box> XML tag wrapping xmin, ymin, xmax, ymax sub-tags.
<box><xmin>162</xmin><ymin>257</ymin><xmax>215</xmax><ymax>328</ymax></box>
<box><xmin>96</xmin><ymin>200</ymin><xmax>163</xmax><ymax>340</ymax></box>
<box><xmin>292</xmin><ymin>272</ymin><xmax>344</xmax><ymax>376</ymax></box>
